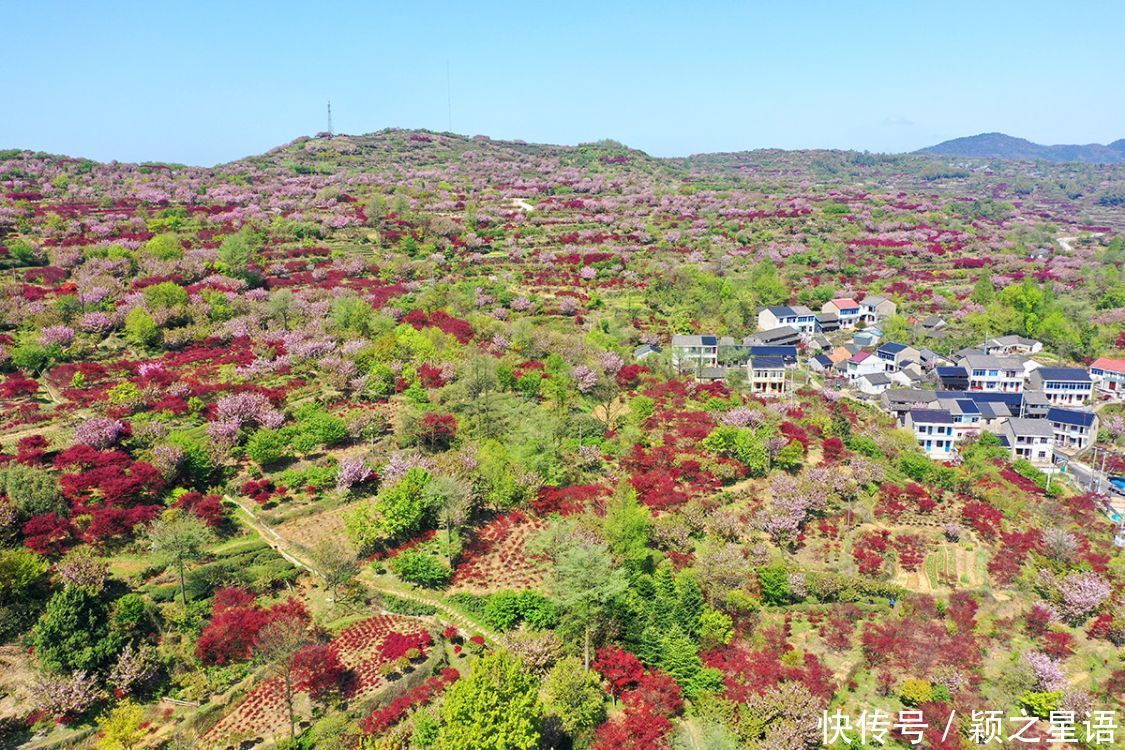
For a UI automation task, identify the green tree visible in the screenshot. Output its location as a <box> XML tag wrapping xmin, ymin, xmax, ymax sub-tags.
<box><xmin>266</xmin><ymin>289</ymin><xmax>297</xmax><ymax>329</ymax></box>
<box><xmin>435</xmin><ymin>650</ymin><xmax>542</xmax><ymax>750</ymax></box>
<box><xmin>757</xmin><ymin>564</ymin><xmax>791</xmax><ymax>605</ymax></box>
<box><xmin>602</xmin><ymin>484</ymin><xmax>650</xmax><ymax>570</ymax></box>
<box><xmin>124</xmin><ymin>307</ymin><xmax>160</xmax><ymax>349</ymax></box>
<box><xmin>345</xmin><ymin>467</ymin><xmax>437</xmax><ymax>549</ymax></box>
<box><xmin>881</xmin><ymin>314</ymin><xmax>911</xmax><ymax>344</ymax></box>
<box><xmin>390</xmin><ymin>548</ymin><xmax>452</xmax><ymax>587</ymax></box>
<box><xmin>146</xmin><ymin>511</ymin><xmax>215</xmax><ymax>607</ymax></box>
<box><xmin>142</xmin><ymin>281</ymin><xmax>188</xmax><ymax>308</ymax></box>
<box><xmin>0</xmin><ymin>548</ymin><xmax>47</xmax><ymax>605</ymax></box>
<box><xmin>97</xmin><ymin>700</ymin><xmax>146</xmax><ymax>750</ymax></box>
<box><xmin>548</xmin><ymin>534</ymin><xmax>628</xmax><ymax>670</ymax></box>
<box><xmin>10</xmin><ymin>343</ymin><xmax>53</xmax><ymax>373</ymax></box>
<box><xmin>658</xmin><ymin>625</ymin><xmax>705</xmax><ymax>689</ymax></box>
<box><xmin>32</xmin><ymin>586</ymin><xmax>123</xmax><ymax>672</ymax></box>
<box><xmin>309</xmin><ymin>538</ymin><xmax>359</xmax><ymax>605</ymax></box>
<box><xmin>0</xmin><ymin>464</ymin><xmax>65</xmax><ymax>517</ymax></box>
<box><xmin>542</xmin><ymin>656</ymin><xmax>606</xmax><ymax>737</ymax></box>
<box><xmin>143</xmin><ymin>232</ymin><xmax>183</xmax><ymax>261</ymax></box>
<box><xmin>217</xmin><ymin>228</ymin><xmax>257</xmax><ymax>279</ymax></box>
<box><xmin>329</xmin><ymin>294</ymin><xmax>375</xmax><ymax>335</ymax></box>
<box><xmin>774</xmin><ymin>440</ymin><xmax>805</xmax><ymax>473</ymax></box>
<box><xmin>699</xmin><ymin>606</ymin><xmax>735</xmax><ymax>649</ymax></box>
<box><xmin>675</xmin><ymin>572</ymin><xmax>705</xmax><ymax>638</ymax></box>
<box><xmin>970</xmin><ymin>274</ymin><xmax>995</xmax><ymax>304</ymax></box>
<box><xmin>246</xmin><ymin>428</ymin><xmax>290</xmax><ymax>466</ymax></box>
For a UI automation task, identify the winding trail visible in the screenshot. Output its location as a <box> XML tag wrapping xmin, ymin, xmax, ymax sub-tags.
<box><xmin>225</xmin><ymin>495</ymin><xmax>505</xmax><ymax>646</ymax></box>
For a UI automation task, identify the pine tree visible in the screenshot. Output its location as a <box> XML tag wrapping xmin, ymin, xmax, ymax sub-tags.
<box><xmin>659</xmin><ymin>625</ymin><xmax>702</xmax><ymax>687</ymax></box>
<box><xmin>651</xmin><ymin>566</ymin><xmax>677</xmax><ymax>630</ymax></box>
<box><xmin>675</xmin><ymin>572</ymin><xmax>705</xmax><ymax>638</ymax></box>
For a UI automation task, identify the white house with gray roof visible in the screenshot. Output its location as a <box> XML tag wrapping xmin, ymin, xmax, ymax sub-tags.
<box><xmin>1002</xmin><ymin>418</ymin><xmax>1055</xmax><ymax>467</ymax></box>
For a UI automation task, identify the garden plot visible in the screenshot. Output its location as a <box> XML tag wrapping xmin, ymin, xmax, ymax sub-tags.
<box><xmin>451</xmin><ymin>513</ymin><xmax>548</xmax><ymax>594</ymax></box>
<box><xmin>203</xmin><ymin>614</ymin><xmax>431</xmax><ymax>746</ymax></box>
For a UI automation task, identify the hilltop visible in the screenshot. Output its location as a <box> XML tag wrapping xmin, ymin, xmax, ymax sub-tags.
<box><xmin>917</xmin><ymin>132</ymin><xmax>1125</xmax><ymax>164</ymax></box>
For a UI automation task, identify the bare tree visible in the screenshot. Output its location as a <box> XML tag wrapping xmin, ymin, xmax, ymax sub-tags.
<box><xmin>255</xmin><ymin>615</ymin><xmax>311</xmax><ymax>739</ymax></box>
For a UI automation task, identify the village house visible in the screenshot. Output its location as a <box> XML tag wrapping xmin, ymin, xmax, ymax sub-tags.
<box><xmin>1026</xmin><ymin>367</ymin><xmax>1093</xmax><ymax>405</ymax></box>
<box><xmin>846</xmin><ymin>351</ymin><xmax>884</xmax><ymax>381</ymax></box>
<box><xmin>857</xmin><ymin>371</ymin><xmax>892</xmax><ymax>395</ymax></box>
<box><xmin>860</xmin><ymin>294</ymin><xmax>896</xmax><ymax>324</ymax></box>
<box><xmin>747</xmin><ymin>356</ymin><xmax>788</xmax><ymax>397</ymax></box>
<box><xmin>875</xmin><ymin>341</ymin><xmax>921</xmax><ymax>373</ymax></box>
<box><xmin>815</xmin><ymin>312</ymin><xmax>839</xmax><ymax>333</ymax></box>
<box><xmin>821</xmin><ymin>298</ymin><xmax>862</xmax><ymax>329</ymax></box>
<box><xmin>1046</xmin><ymin>407</ymin><xmax>1099</xmax><ymax>451</ymax></box>
<box><xmin>916</xmin><ymin>348</ymin><xmax>949</xmax><ymax>370</ymax></box>
<box><xmin>1089</xmin><ymin>357</ymin><xmax>1125</xmax><ymax>398</ymax></box>
<box><xmin>981</xmin><ymin>335</ymin><xmax>1043</xmax><ymax>356</ymax></box>
<box><xmin>1002</xmin><ymin>417</ymin><xmax>1055</xmax><ymax>467</ymax></box>
<box><xmin>744</xmin><ymin>326</ymin><xmax>802</xmax><ymax>347</ymax></box>
<box><xmin>882</xmin><ymin>388</ymin><xmax>939</xmax><ymax>423</ymax></box>
<box><xmin>957</xmin><ymin>353</ymin><xmax>1028</xmax><ymax>393</ymax></box>
<box><xmin>670</xmin><ymin>334</ymin><xmax>718</xmax><ymax>372</ymax></box>
<box><xmin>756</xmin><ymin>305</ymin><xmax>818</xmax><ymax>334</ymax></box>
<box><xmin>747</xmin><ymin>345</ymin><xmax>798</xmax><ymax>366</ymax></box>
<box><xmin>905</xmin><ymin>408</ymin><xmax>959</xmax><ymax>460</ymax></box>
<box><xmin>807</xmin><ymin>333</ymin><xmax>833</xmax><ymax>352</ymax></box>
<box><xmin>853</xmin><ymin>328</ymin><xmax>882</xmax><ymax>347</ymax></box>
<box><xmin>936</xmin><ymin>397</ymin><xmax>984</xmax><ymax>437</ymax></box>
<box><xmin>935</xmin><ymin>366</ymin><xmax>970</xmax><ymax>391</ymax></box>
<box><xmin>809</xmin><ymin>353</ymin><xmax>834</xmax><ymax>373</ymax></box>
<box><xmin>915</xmin><ymin>315</ymin><xmax>948</xmax><ymax>335</ymax></box>
<box><xmin>890</xmin><ymin>363</ymin><xmax>927</xmax><ymax>388</ymax></box>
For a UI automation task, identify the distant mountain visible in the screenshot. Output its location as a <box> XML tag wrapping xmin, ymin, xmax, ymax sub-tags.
<box><xmin>917</xmin><ymin>132</ymin><xmax>1125</xmax><ymax>164</ymax></box>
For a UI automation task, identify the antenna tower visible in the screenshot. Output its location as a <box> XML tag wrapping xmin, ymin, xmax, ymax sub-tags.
<box><xmin>327</xmin><ymin>101</ymin><xmax>333</xmax><ymax>136</ymax></box>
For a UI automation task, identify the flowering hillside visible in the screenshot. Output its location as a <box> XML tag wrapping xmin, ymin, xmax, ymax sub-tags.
<box><xmin>0</xmin><ymin>131</ymin><xmax>1121</xmax><ymax>749</ymax></box>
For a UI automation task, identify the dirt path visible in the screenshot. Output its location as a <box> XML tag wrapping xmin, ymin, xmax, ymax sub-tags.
<box><xmin>225</xmin><ymin>496</ymin><xmax>505</xmax><ymax>646</ymax></box>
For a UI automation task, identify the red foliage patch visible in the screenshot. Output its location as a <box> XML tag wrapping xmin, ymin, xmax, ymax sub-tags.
<box><xmin>961</xmin><ymin>500</ymin><xmax>1003</xmax><ymax>540</ymax></box>
<box><xmin>196</xmin><ymin>590</ymin><xmax>310</xmax><ymax>666</ymax></box>
<box><xmin>359</xmin><ymin>668</ymin><xmax>459</xmax><ymax>735</ymax></box>
<box><xmin>532</xmin><ymin>484</ymin><xmax>607</xmax><ymax>517</ymax></box>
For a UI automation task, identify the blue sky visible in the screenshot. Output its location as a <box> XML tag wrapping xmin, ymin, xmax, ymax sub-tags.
<box><xmin>2</xmin><ymin>1</ymin><xmax>1122</xmax><ymax>165</ymax></box>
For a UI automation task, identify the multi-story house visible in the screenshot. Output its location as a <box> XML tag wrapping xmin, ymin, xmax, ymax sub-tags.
<box><xmin>757</xmin><ymin>306</ymin><xmax>818</xmax><ymax>334</ymax></box>
<box><xmin>958</xmin><ymin>354</ymin><xmax>1027</xmax><ymax>393</ymax></box>
<box><xmin>875</xmin><ymin>342</ymin><xmax>921</xmax><ymax>373</ymax></box>
<box><xmin>936</xmin><ymin>397</ymin><xmax>983</xmax><ymax>439</ymax></box>
<box><xmin>1090</xmin><ymin>357</ymin><xmax>1125</xmax><ymax>398</ymax></box>
<box><xmin>1026</xmin><ymin>367</ymin><xmax>1092</xmax><ymax>405</ymax></box>
<box><xmin>906</xmin><ymin>408</ymin><xmax>959</xmax><ymax>460</ymax></box>
<box><xmin>747</xmin><ymin>345</ymin><xmax>798</xmax><ymax>366</ymax></box>
<box><xmin>744</xmin><ymin>326</ymin><xmax>801</xmax><ymax>347</ymax></box>
<box><xmin>1046</xmin><ymin>407</ymin><xmax>1099</xmax><ymax>451</ymax></box>
<box><xmin>846</xmin><ymin>351</ymin><xmax>884</xmax><ymax>381</ymax></box>
<box><xmin>821</xmin><ymin>298</ymin><xmax>862</xmax><ymax>329</ymax></box>
<box><xmin>747</xmin><ymin>356</ymin><xmax>788</xmax><ymax>397</ymax></box>
<box><xmin>670</xmin><ymin>334</ymin><xmax>718</xmax><ymax>372</ymax></box>
<box><xmin>1002</xmin><ymin>418</ymin><xmax>1055</xmax><ymax>467</ymax></box>
<box><xmin>860</xmin><ymin>294</ymin><xmax>896</xmax><ymax>324</ymax></box>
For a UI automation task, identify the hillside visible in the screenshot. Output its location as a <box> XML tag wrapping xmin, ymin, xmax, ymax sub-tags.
<box><xmin>918</xmin><ymin>132</ymin><xmax>1125</xmax><ymax>164</ymax></box>
<box><xmin>0</xmin><ymin>129</ymin><xmax>1122</xmax><ymax>750</ymax></box>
